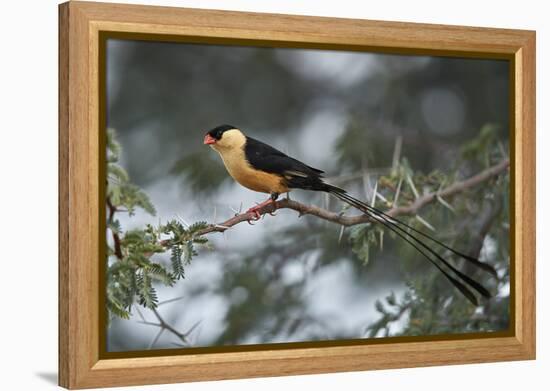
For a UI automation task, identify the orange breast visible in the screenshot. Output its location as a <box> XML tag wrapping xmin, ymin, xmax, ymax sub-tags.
<box><xmin>218</xmin><ymin>148</ymin><xmax>288</xmax><ymax>194</ymax></box>
<box><xmin>231</xmin><ymin>167</ymin><xmax>288</xmax><ymax>194</ymax></box>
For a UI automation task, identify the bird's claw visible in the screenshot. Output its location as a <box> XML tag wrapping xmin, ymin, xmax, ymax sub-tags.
<box><xmin>245</xmin><ymin>198</ymin><xmax>278</xmax><ymax>222</ymax></box>
<box><xmin>246</xmin><ymin>209</ymin><xmax>261</xmax><ymax>224</ymax></box>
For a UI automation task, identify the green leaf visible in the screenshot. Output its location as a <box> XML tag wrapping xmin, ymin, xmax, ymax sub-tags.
<box><xmin>146</xmin><ymin>263</ymin><xmax>176</xmax><ymax>286</ymax></box>
<box><xmin>134</xmin><ymin>189</ymin><xmax>156</xmax><ymax>216</ymax></box>
<box><xmin>461</xmin><ymin>123</ymin><xmax>500</xmax><ymax>165</ymax></box>
<box><xmin>348</xmin><ymin>223</ymin><xmax>380</xmax><ymax>266</ymax></box>
<box><xmin>170</xmin><ymin>245</ymin><xmax>185</xmax><ymax>279</ymax></box>
<box><xmin>188</xmin><ymin>221</ymin><xmax>208</xmax><ymax>233</ymax></box>
<box><xmin>193</xmin><ymin>237</ymin><xmax>208</xmax><ymax>244</ymax></box>
<box><xmin>107</xmin><ymin>297</ymin><xmax>130</xmax><ymax>320</ymax></box>
<box><xmin>184</xmin><ymin>241</ymin><xmax>195</xmax><ymax>264</ymax></box>
<box><xmin>108</xmin><ymin>163</ymin><xmax>130</xmax><ymax>182</ymax></box>
<box><xmin>106</xmin><ymin>128</ymin><xmax>121</xmax><ymax>163</ymax></box>
<box><xmin>108</xmin><ymin>185</ymin><xmax>122</xmax><ymax>207</ymax></box>
<box><xmin>136</xmin><ymin>271</ymin><xmax>158</xmax><ymax>309</ymax></box>
<box><xmin>107</xmin><ymin>219</ymin><xmax>122</xmax><ymax>234</ymax></box>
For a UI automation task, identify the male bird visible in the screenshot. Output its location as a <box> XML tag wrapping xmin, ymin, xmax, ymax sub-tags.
<box><xmin>203</xmin><ymin>124</ymin><xmax>497</xmax><ymax>305</ymax></box>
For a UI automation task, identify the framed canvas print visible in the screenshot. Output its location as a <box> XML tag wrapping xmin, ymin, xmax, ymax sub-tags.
<box><xmin>58</xmin><ymin>1</ymin><xmax>536</xmax><ymax>389</ymax></box>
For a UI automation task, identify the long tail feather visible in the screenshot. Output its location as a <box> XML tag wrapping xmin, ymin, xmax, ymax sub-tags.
<box><xmin>324</xmin><ymin>185</ymin><xmax>494</xmax><ymax>304</ymax></box>
<box><xmin>332</xmin><ymin>191</ymin><xmax>486</xmax><ymax>304</ymax></box>
<box><xmin>365</xmin><ymin>200</ymin><xmax>497</xmax><ymax>277</ymax></box>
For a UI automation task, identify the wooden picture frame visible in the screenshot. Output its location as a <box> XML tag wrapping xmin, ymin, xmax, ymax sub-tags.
<box><xmin>58</xmin><ymin>1</ymin><xmax>536</xmax><ymax>389</ymax></box>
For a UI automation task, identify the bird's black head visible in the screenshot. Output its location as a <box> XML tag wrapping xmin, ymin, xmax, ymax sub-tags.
<box><xmin>205</xmin><ymin>124</ymin><xmax>236</xmax><ymax>143</ymax></box>
<box><xmin>204</xmin><ymin>124</ymin><xmax>246</xmax><ymax>150</ymax></box>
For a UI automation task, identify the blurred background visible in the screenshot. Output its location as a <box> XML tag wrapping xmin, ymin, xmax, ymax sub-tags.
<box><xmin>105</xmin><ymin>38</ymin><xmax>510</xmax><ymax>352</ymax></box>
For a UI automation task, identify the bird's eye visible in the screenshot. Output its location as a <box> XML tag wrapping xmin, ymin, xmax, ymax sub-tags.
<box><xmin>216</xmin><ymin>131</ymin><xmax>223</xmax><ymax>139</ymax></box>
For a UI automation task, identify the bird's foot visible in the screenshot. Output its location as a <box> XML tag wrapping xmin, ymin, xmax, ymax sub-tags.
<box><xmin>245</xmin><ymin>198</ymin><xmax>276</xmax><ymax>221</ymax></box>
<box><xmin>246</xmin><ymin>209</ymin><xmax>261</xmax><ymax>222</ymax></box>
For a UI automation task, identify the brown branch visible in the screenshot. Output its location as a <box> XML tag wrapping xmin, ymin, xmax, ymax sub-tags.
<box><xmin>135</xmin><ymin>305</ymin><xmax>196</xmax><ymax>348</ymax></box>
<box><xmin>107</xmin><ymin>197</ymin><xmax>123</xmax><ymax>259</ymax></box>
<box><xmin>151</xmin><ymin>308</ymin><xmax>188</xmax><ymax>344</ymax></box>
<box><xmin>195</xmin><ymin>159</ymin><xmax>509</xmax><ymax>237</ymax></box>
<box><xmin>388</xmin><ymin>159</ymin><xmax>509</xmax><ymax>216</ymax></box>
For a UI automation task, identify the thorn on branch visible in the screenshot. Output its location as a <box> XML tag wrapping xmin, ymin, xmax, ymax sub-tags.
<box><xmin>406</xmin><ymin>173</ymin><xmax>419</xmax><ymax>199</ymax></box>
<box><xmin>338</xmin><ymin>225</ymin><xmax>345</xmax><ymax>244</ymax></box>
<box><xmin>392</xmin><ymin>135</ymin><xmax>403</xmax><ymax>170</ymax></box>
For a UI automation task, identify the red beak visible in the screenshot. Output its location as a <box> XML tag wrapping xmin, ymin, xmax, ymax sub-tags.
<box><xmin>204</xmin><ymin>134</ymin><xmax>216</xmax><ymax>145</ymax></box>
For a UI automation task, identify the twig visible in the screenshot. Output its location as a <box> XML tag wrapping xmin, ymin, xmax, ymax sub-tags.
<box><xmin>338</xmin><ymin>225</ymin><xmax>345</xmax><ymax>244</ymax></box>
<box><xmin>392</xmin><ymin>135</ymin><xmax>403</xmax><ymax>170</ymax></box>
<box><xmin>151</xmin><ymin>308</ymin><xmax>188</xmax><ymax>345</ymax></box>
<box><xmin>106</xmin><ymin>197</ymin><xmax>123</xmax><ymax>259</ymax></box>
<box><xmin>323</xmin><ymin>168</ymin><xmax>393</xmax><ymax>184</ymax></box>
<box><xmin>158</xmin><ymin>295</ymin><xmax>185</xmax><ymax>306</ymax></box>
<box><xmin>136</xmin><ymin>308</ymin><xmax>191</xmax><ymax>348</ymax></box>
<box><xmin>148</xmin><ymin>328</ymin><xmax>164</xmax><ymax>349</ymax></box>
<box><xmin>392</xmin><ymin>176</ymin><xmax>403</xmax><ymax>207</ymax></box>
<box><xmin>371</xmin><ymin>179</ymin><xmax>378</xmax><ymax>207</ymax></box>
<box><xmin>415</xmin><ymin>215</ymin><xmax>435</xmax><ymax>231</ymax></box>
<box><xmin>406</xmin><ymin>173</ymin><xmax>419</xmax><ymax>199</ymax></box>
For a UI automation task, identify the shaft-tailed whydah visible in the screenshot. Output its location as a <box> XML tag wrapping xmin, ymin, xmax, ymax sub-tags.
<box><xmin>204</xmin><ymin>124</ymin><xmax>497</xmax><ymax>305</ymax></box>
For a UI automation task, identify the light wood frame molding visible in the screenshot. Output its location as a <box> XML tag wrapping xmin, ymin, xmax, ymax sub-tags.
<box><xmin>58</xmin><ymin>1</ymin><xmax>536</xmax><ymax>389</ymax></box>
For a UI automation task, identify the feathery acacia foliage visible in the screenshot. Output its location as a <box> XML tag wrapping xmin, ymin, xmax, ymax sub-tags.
<box><xmin>106</xmin><ymin>129</ymin><xmax>209</xmax><ymax>322</ymax></box>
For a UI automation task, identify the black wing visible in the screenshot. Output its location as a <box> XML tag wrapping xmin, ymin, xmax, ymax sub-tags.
<box><xmin>244</xmin><ymin>137</ymin><xmax>327</xmax><ymax>191</ymax></box>
<box><xmin>244</xmin><ymin>137</ymin><xmax>323</xmax><ymax>175</ymax></box>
